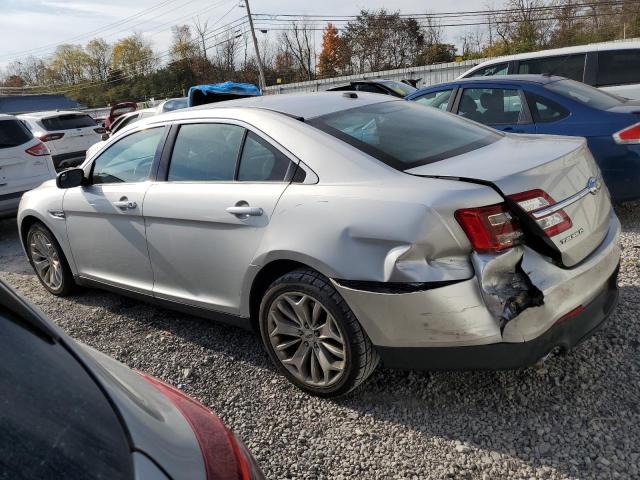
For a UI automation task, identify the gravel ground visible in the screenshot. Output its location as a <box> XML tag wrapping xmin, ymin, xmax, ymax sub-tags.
<box><xmin>1</xmin><ymin>205</ymin><xmax>639</xmax><ymax>480</ymax></box>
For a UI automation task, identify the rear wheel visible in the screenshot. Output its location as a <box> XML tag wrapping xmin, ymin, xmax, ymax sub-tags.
<box><xmin>26</xmin><ymin>223</ymin><xmax>75</xmax><ymax>296</ymax></box>
<box><xmin>259</xmin><ymin>269</ymin><xmax>379</xmax><ymax>397</ymax></box>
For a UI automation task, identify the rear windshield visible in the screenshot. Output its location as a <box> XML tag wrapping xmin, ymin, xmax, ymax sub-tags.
<box><xmin>0</xmin><ymin>119</ymin><xmax>33</xmax><ymax>148</ymax></box>
<box><xmin>546</xmin><ymin>79</ymin><xmax>623</xmax><ymax>110</ymax></box>
<box><xmin>378</xmin><ymin>80</ymin><xmax>417</xmax><ymax>96</ymax></box>
<box><xmin>307</xmin><ymin>101</ymin><xmax>501</xmax><ymax>170</ymax></box>
<box><xmin>41</xmin><ymin>114</ymin><xmax>97</xmax><ymax>131</ymax></box>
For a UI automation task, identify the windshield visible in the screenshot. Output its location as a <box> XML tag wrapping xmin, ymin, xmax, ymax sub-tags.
<box><xmin>308</xmin><ymin>101</ymin><xmax>501</xmax><ymax>170</ymax></box>
<box><xmin>546</xmin><ymin>79</ymin><xmax>623</xmax><ymax>109</ymax></box>
<box><xmin>379</xmin><ymin>80</ymin><xmax>417</xmax><ymax>96</ymax></box>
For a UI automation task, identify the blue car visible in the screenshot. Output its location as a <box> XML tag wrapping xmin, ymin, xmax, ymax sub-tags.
<box><xmin>406</xmin><ymin>75</ymin><xmax>640</xmax><ymax>202</ymax></box>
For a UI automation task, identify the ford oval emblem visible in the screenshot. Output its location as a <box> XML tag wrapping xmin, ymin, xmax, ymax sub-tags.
<box><xmin>587</xmin><ymin>177</ymin><xmax>601</xmax><ymax>195</ymax></box>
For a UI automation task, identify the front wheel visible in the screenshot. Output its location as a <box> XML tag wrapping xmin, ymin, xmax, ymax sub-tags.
<box><xmin>259</xmin><ymin>269</ymin><xmax>379</xmax><ymax>397</ymax></box>
<box><xmin>26</xmin><ymin>223</ymin><xmax>75</xmax><ymax>296</ymax></box>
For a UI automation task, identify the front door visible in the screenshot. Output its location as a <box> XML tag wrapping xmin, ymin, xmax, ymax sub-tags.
<box><xmin>63</xmin><ymin>126</ymin><xmax>166</xmax><ymax>293</ymax></box>
<box><xmin>143</xmin><ymin>122</ymin><xmax>295</xmax><ymax>314</ymax></box>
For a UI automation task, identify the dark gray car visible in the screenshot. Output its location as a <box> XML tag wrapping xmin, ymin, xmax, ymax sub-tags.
<box><xmin>0</xmin><ymin>280</ymin><xmax>263</xmax><ymax>480</ymax></box>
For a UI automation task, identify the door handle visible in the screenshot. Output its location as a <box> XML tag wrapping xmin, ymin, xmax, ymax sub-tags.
<box><xmin>226</xmin><ymin>206</ymin><xmax>263</xmax><ymax>217</ymax></box>
<box><xmin>113</xmin><ymin>198</ymin><xmax>137</xmax><ymax>210</ymax></box>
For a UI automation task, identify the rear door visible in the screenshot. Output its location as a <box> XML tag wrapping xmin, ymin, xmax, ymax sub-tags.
<box><xmin>143</xmin><ymin>121</ymin><xmax>295</xmax><ymax>314</ymax></box>
<box><xmin>455</xmin><ymin>85</ymin><xmax>536</xmax><ymax>133</ymax></box>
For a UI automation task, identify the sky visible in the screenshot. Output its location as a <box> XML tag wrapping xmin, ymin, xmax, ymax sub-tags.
<box><xmin>0</xmin><ymin>0</ymin><xmax>488</xmax><ymax>69</ymax></box>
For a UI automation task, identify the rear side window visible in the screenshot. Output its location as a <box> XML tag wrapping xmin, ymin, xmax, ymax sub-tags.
<box><xmin>0</xmin><ymin>307</ymin><xmax>133</xmax><ymax>480</ymax></box>
<box><xmin>413</xmin><ymin>90</ymin><xmax>453</xmax><ymax>111</ymax></box>
<box><xmin>168</xmin><ymin>123</ymin><xmax>244</xmax><ymax>182</ymax></box>
<box><xmin>596</xmin><ymin>50</ymin><xmax>640</xmax><ymax>86</ymax></box>
<box><xmin>237</xmin><ymin>132</ymin><xmax>292</xmax><ymax>182</ymax></box>
<box><xmin>517</xmin><ymin>54</ymin><xmax>586</xmax><ymax>81</ymax></box>
<box><xmin>546</xmin><ymin>79</ymin><xmax>622</xmax><ymax>110</ymax></box>
<box><xmin>525</xmin><ymin>92</ymin><xmax>570</xmax><ymax>123</ymax></box>
<box><xmin>41</xmin><ymin>114</ymin><xmax>97</xmax><ymax>131</ymax></box>
<box><xmin>468</xmin><ymin>63</ymin><xmax>508</xmax><ymax>77</ymax></box>
<box><xmin>308</xmin><ymin>101</ymin><xmax>501</xmax><ymax>170</ymax></box>
<box><xmin>0</xmin><ymin>119</ymin><xmax>33</xmax><ymax>148</ymax></box>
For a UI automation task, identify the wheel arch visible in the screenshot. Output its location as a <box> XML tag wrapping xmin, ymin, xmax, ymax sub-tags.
<box><xmin>246</xmin><ymin>255</ymin><xmax>337</xmax><ymax>331</ymax></box>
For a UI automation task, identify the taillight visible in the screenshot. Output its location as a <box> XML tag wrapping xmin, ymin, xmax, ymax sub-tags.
<box><xmin>455</xmin><ymin>203</ymin><xmax>523</xmax><ymax>253</ymax></box>
<box><xmin>39</xmin><ymin>133</ymin><xmax>64</xmax><ymax>142</ymax></box>
<box><xmin>509</xmin><ymin>189</ymin><xmax>572</xmax><ymax>237</ymax></box>
<box><xmin>94</xmin><ymin>127</ymin><xmax>107</xmax><ymax>134</ymax></box>
<box><xmin>137</xmin><ymin>372</ymin><xmax>262</xmax><ymax>480</ymax></box>
<box><xmin>25</xmin><ymin>142</ymin><xmax>50</xmax><ymax>156</ymax></box>
<box><xmin>613</xmin><ymin>122</ymin><xmax>640</xmax><ymax>144</ymax></box>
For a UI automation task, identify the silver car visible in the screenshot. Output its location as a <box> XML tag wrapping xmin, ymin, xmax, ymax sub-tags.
<box><xmin>17</xmin><ymin>92</ymin><xmax>620</xmax><ymax>397</ymax></box>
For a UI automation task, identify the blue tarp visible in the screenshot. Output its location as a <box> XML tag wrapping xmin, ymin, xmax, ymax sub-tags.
<box><xmin>188</xmin><ymin>81</ymin><xmax>261</xmax><ymax>107</ymax></box>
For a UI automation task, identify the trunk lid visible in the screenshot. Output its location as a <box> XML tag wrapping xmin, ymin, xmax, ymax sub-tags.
<box><xmin>406</xmin><ymin>134</ymin><xmax>612</xmax><ymax>267</ymax></box>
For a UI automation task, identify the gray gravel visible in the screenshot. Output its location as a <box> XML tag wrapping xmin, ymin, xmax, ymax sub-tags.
<box><xmin>1</xmin><ymin>204</ymin><xmax>639</xmax><ymax>480</ymax></box>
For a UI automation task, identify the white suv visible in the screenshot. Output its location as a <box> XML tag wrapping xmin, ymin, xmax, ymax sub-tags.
<box><xmin>459</xmin><ymin>40</ymin><xmax>640</xmax><ymax>100</ymax></box>
<box><xmin>19</xmin><ymin>111</ymin><xmax>105</xmax><ymax>170</ymax></box>
<box><xmin>0</xmin><ymin>115</ymin><xmax>55</xmax><ymax>218</ymax></box>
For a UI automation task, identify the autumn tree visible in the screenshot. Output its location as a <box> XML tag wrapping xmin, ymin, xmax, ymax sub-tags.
<box><xmin>112</xmin><ymin>34</ymin><xmax>156</xmax><ymax>78</ymax></box>
<box><xmin>278</xmin><ymin>21</ymin><xmax>315</xmax><ymax>80</ymax></box>
<box><xmin>85</xmin><ymin>38</ymin><xmax>112</xmax><ymax>81</ymax></box>
<box><xmin>318</xmin><ymin>23</ymin><xmax>343</xmax><ymax>77</ymax></box>
<box><xmin>49</xmin><ymin>44</ymin><xmax>88</xmax><ymax>84</ymax></box>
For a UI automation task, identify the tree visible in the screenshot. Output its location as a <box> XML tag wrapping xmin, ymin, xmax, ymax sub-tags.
<box><xmin>85</xmin><ymin>38</ymin><xmax>112</xmax><ymax>81</ymax></box>
<box><xmin>278</xmin><ymin>21</ymin><xmax>315</xmax><ymax>80</ymax></box>
<box><xmin>169</xmin><ymin>25</ymin><xmax>199</xmax><ymax>66</ymax></box>
<box><xmin>112</xmin><ymin>34</ymin><xmax>156</xmax><ymax>78</ymax></box>
<box><xmin>318</xmin><ymin>23</ymin><xmax>344</xmax><ymax>77</ymax></box>
<box><xmin>49</xmin><ymin>44</ymin><xmax>88</xmax><ymax>84</ymax></box>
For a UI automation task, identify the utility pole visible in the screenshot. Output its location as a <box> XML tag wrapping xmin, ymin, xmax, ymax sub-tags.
<box><xmin>243</xmin><ymin>0</ymin><xmax>267</xmax><ymax>91</ymax></box>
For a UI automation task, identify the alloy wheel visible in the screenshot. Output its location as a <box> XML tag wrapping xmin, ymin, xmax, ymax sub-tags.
<box><xmin>29</xmin><ymin>231</ymin><xmax>63</xmax><ymax>291</ymax></box>
<box><xmin>267</xmin><ymin>292</ymin><xmax>347</xmax><ymax>388</ymax></box>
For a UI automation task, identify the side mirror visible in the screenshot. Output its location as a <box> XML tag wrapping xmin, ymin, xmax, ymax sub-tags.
<box><xmin>101</xmin><ymin>133</ymin><xmax>109</xmax><ymax>141</ymax></box>
<box><xmin>56</xmin><ymin>168</ymin><xmax>85</xmax><ymax>189</ymax></box>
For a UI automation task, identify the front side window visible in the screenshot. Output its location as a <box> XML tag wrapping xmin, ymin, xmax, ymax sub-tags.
<box><xmin>237</xmin><ymin>132</ymin><xmax>292</xmax><ymax>182</ymax></box>
<box><xmin>168</xmin><ymin>123</ymin><xmax>244</xmax><ymax>182</ymax></box>
<box><xmin>457</xmin><ymin>88</ymin><xmax>526</xmax><ymax>125</ymax></box>
<box><xmin>518</xmin><ymin>54</ymin><xmax>586</xmax><ymax>82</ymax></box>
<box><xmin>92</xmin><ymin>127</ymin><xmax>164</xmax><ymax>184</ymax></box>
<box><xmin>525</xmin><ymin>92</ymin><xmax>570</xmax><ymax>123</ymax></box>
<box><xmin>413</xmin><ymin>89</ymin><xmax>453</xmax><ymax>111</ymax></box>
<box><xmin>308</xmin><ymin>101</ymin><xmax>501</xmax><ymax>170</ymax></box>
<box><xmin>596</xmin><ymin>49</ymin><xmax>640</xmax><ymax>86</ymax></box>
<box><xmin>468</xmin><ymin>63</ymin><xmax>508</xmax><ymax>77</ymax></box>
<box><xmin>546</xmin><ymin>79</ymin><xmax>622</xmax><ymax>109</ymax></box>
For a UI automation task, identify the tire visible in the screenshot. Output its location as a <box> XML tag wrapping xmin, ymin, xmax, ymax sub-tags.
<box><xmin>259</xmin><ymin>268</ymin><xmax>379</xmax><ymax>397</ymax></box>
<box><xmin>26</xmin><ymin>222</ymin><xmax>75</xmax><ymax>296</ymax></box>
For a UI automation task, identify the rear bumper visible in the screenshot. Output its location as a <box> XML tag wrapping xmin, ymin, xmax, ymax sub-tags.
<box><xmin>376</xmin><ymin>267</ymin><xmax>618</xmax><ymax>370</ymax></box>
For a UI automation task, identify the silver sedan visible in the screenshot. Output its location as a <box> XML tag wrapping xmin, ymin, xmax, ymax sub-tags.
<box><xmin>17</xmin><ymin>92</ymin><xmax>620</xmax><ymax>397</ymax></box>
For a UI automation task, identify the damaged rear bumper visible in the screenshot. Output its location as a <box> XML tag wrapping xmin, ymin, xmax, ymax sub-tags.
<box><xmin>332</xmin><ymin>213</ymin><xmax>621</xmax><ymax>370</ymax></box>
<box><xmin>375</xmin><ymin>267</ymin><xmax>618</xmax><ymax>370</ymax></box>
